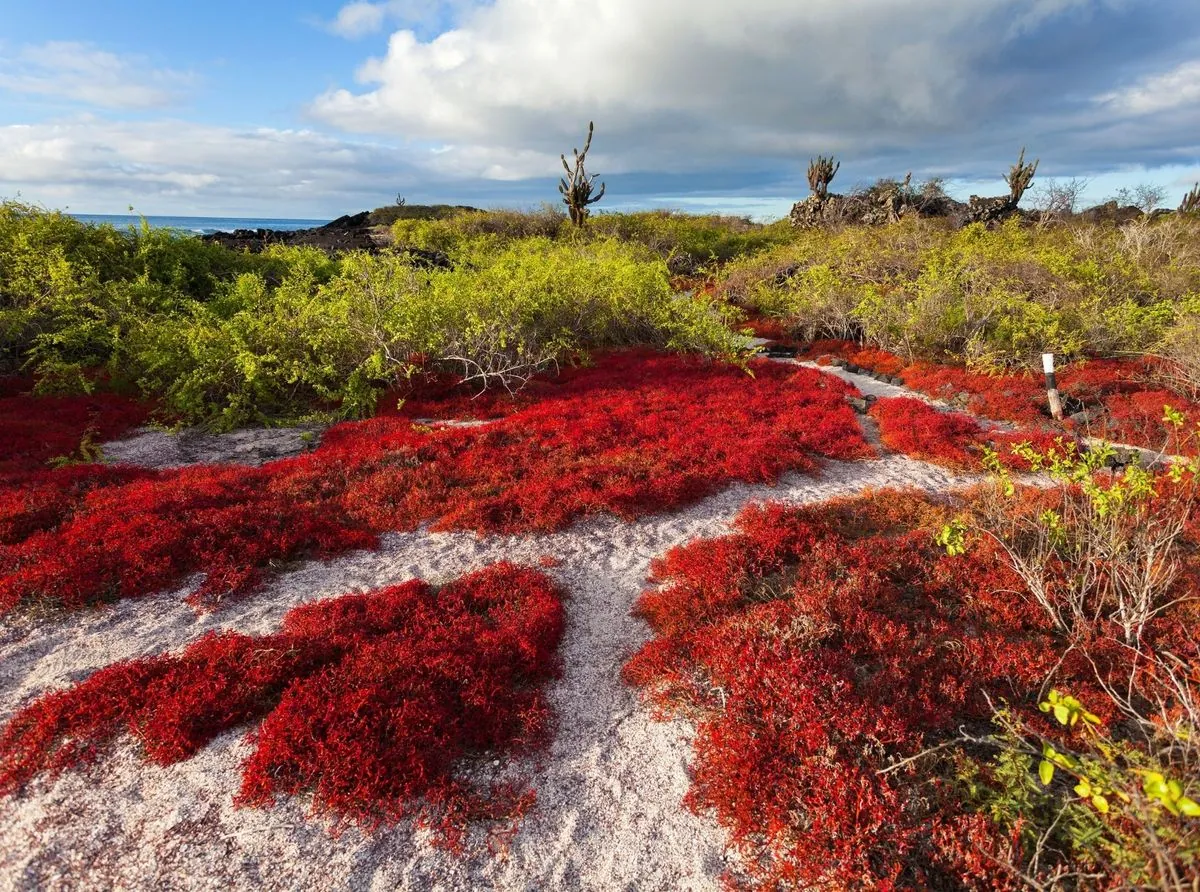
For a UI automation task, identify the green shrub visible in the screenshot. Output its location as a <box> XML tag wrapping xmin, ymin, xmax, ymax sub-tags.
<box><xmin>720</xmin><ymin>215</ymin><xmax>1200</xmax><ymax>369</ymax></box>
<box><xmin>125</xmin><ymin>237</ymin><xmax>743</xmax><ymax>428</ymax></box>
<box><xmin>588</xmin><ymin>210</ymin><xmax>794</xmax><ymax>269</ymax></box>
<box><xmin>129</xmin><ymin>246</ymin><xmax>357</xmax><ymax>427</ymax></box>
<box><xmin>0</xmin><ymin>202</ymin><xmax>269</xmax><ymax>382</ymax></box>
<box><xmin>1159</xmin><ymin>295</ymin><xmax>1200</xmax><ymax>396</ymax></box>
<box><xmin>367</xmin><ymin>203</ymin><xmax>480</xmax><ymax>226</ymax></box>
<box><xmin>389</xmin><ymin>207</ymin><xmax>794</xmax><ymax>272</ymax></box>
<box><xmin>391</xmin><ymin>206</ymin><xmax>567</xmax><ymax>255</ymax></box>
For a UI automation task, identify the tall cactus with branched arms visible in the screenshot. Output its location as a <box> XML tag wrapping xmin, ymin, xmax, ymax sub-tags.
<box><xmin>559</xmin><ymin>122</ymin><xmax>606</xmax><ymax>227</ymax></box>
<box><xmin>1180</xmin><ymin>182</ymin><xmax>1200</xmax><ymax>215</ymax></box>
<box><xmin>807</xmin><ymin>155</ymin><xmax>840</xmax><ymax>201</ymax></box>
<box><xmin>1004</xmin><ymin>147</ymin><xmax>1039</xmax><ymax>204</ymax></box>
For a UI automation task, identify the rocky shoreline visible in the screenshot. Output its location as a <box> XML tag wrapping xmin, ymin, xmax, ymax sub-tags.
<box><xmin>201</xmin><ymin>211</ymin><xmax>388</xmax><ymax>253</ymax></box>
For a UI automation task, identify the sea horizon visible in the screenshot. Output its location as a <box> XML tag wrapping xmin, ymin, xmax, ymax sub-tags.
<box><xmin>69</xmin><ymin>213</ymin><xmax>331</xmax><ymax>236</ymax></box>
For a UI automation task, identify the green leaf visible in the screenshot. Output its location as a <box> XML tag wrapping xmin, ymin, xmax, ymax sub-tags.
<box><xmin>1177</xmin><ymin>797</ymin><xmax>1200</xmax><ymax>818</ymax></box>
<box><xmin>1038</xmin><ymin>759</ymin><xmax>1054</xmax><ymax>785</ymax></box>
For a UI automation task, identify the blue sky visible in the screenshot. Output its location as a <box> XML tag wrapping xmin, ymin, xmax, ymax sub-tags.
<box><xmin>2</xmin><ymin>0</ymin><xmax>1199</xmax><ymax>219</ymax></box>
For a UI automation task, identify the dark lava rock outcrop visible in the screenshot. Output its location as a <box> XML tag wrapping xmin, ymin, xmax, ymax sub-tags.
<box><xmin>790</xmin><ymin>184</ymin><xmax>967</xmax><ymax>229</ymax></box>
<box><xmin>202</xmin><ymin>211</ymin><xmax>386</xmax><ymax>254</ymax></box>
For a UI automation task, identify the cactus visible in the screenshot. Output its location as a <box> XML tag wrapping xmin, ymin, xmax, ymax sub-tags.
<box><xmin>1180</xmin><ymin>182</ymin><xmax>1200</xmax><ymax>215</ymax></box>
<box><xmin>807</xmin><ymin>155</ymin><xmax>840</xmax><ymax>201</ymax></box>
<box><xmin>1004</xmin><ymin>147</ymin><xmax>1039</xmax><ymax>204</ymax></box>
<box><xmin>559</xmin><ymin>122</ymin><xmax>606</xmax><ymax>227</ymax></box>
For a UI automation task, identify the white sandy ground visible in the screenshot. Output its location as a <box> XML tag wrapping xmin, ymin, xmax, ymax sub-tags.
<box><xmin>102</xmin><ymin>425</ymin><xmax>328</xmax><ymax>469</ymax></box>
<box><xmin>0</xmin><ymin>368</ymin><xmax>988</xmax><ymax>892</ymax></box>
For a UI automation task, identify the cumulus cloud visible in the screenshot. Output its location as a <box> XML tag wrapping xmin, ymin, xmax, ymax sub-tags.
<box><xmin>312</xmin><ymin>0</ymin><xmax>1094</xmax><ymax>170</ymax></box>
<box><xmin>1097</xmin><ymin>59</ymin><xmax>1200</xmax><ymax>116</ymax></box>
<box><xmin>329</xmin><ymin>2</ymin><xmax>392</xmax><ymax>37</ymax></box>
<box><xmin>0</xmin><ymin>42</ymin><xmax>195</xmax><ymax>110</ymax></box>
<box><xmin>309</xmin><ymin>0</ymin><xmax>1200</xmax><ymax>187</ymax></box>
<box><xmin>327</xmin><ymin>1</ymin><xmax>477</xmax><ymax>38</ymax></box>
<box><xmin>0</xmin><ymin>116</ymin><xmax>425</xmax><ymax>215</ymax></box>
<box><xmin>6</xmin><ymin>2</ymin><xmax>1200</xmax><ymax>217</ymax></box>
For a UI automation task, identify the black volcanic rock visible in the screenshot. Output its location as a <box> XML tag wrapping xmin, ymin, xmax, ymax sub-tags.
<box><xmin>202</xmin><ymin>211</ymin><xmax>386</xmax><ymax>254</ymax></box>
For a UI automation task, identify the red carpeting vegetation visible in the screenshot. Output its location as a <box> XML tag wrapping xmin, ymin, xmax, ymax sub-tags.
<box><xmin>869</xmin><ymin>396</ymin><xmax>1075</xmax><ymax>471</ymax></box>
<box><xmin>869</xmin><ymin>396</ymin><xmax>986</xmax><ymax>467</ymax></box>
<box><xmin>0</xmin><ymin>391</ymin><xmax>151</xmax><ymax>480</ymax></box>
<box><xmin>0</xmin><ymin>464</ymin><xmax>160</xmax><ymax>546</ymax></box>
<box><xmin>623</xmin><ymin>489</ymin><xmax>1197</xmax><ymax>888</ymax></box>
<box><xmin>0</xmin><ymin>391</ymin><xmax>159</xmax><ymax>547</ymax></box>
<box><xmin>0</xmin><ymin>563</ymin><xmax>563</xmax><ymax>843</ymax></box>
<box><xmin>805</xmin><ymin>340</ymin><xmax>1200</xmax><ymax>454</ymax></box>
<box><xmin>0</xmin><ymin>352</ymin><xmax>871</xmax><ymax>614</ymax></box>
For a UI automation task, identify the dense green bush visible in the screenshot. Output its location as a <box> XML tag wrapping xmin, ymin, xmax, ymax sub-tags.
<box><xmin>367</xmin><ymin>202</ymin><xmax>481</xmax><ymax>226</ymax></box>
<box><xmin>135</xmin><ymin>237</ymin><xmax>741</xmax><ymax>428</ymax></box>
<box><xmin>1160</xmin><ymin>296</ymin><xmax>1200</xmax><ymax>397</ymax></box>
<box><xmin>2</xmin><ymin>203</ymin><xmax>746</xmax><ymax>427</ymax></box>
<box><xmin>14</xmin><ymin>196</ymin><xmax>1197</xmax><ymax>428</ymax></box>
<box><xmin>720</xmin><ymin>215</ymin><xmax>1200</xmax><ymax>369</ymax></box>
<box><xmin>587</xmin><ymin>210</ymin><xmax>793</xmax><ymax>269</ymax></box>
<box><xmin>0</xmin><ymin>201</ymin><xmax>271</xmax><ymax>385</ymax></box>
<box><xmin>391</xmin><ymin>205</ymin><xmax>568</xmax><ymax>254</ymax></box>
<box><xmin>391</xmin><ymin>206</ymin><xmax>793</xmax><ymax>272</ymax></box>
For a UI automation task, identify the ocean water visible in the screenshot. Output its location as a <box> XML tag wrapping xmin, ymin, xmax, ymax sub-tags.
<box><xmin>70</xmin><ymin>214</ymin><xmax>330</xmax><ymax>236</ymax></box>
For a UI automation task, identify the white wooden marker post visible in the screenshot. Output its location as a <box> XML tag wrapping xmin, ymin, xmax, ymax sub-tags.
<box><xmin>1043</xmin><ymin>352</ymin><xmax>1063</xmax><ymax>421</ymax></box>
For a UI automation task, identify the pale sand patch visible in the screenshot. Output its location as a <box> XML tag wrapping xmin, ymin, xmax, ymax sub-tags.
<box><xmin>0</xmin><ymin>449</ymin><xmax>975</xmax><ymax>892</ymax></box>
<box><xmin>102</xmin><ymin>425</ymin><xmax>327</xmax><ymax>469</ymax></box>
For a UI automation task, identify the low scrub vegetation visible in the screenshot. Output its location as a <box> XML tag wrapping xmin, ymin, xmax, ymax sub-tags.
<box><xmin>724</xmin><ymin>215</ymin><xmax>1200</xmax><ymax>372</ymax></box>
<box><xmin>0</xmin><ymin>562</ymin><xmax>563</xmax><ymax>846</ymax></box>
<box><xmin>12</xmin><ymin>199</ymin><xmax>1198</xmax><ymax>436</ymax></box>
<box><xmin>1</xmin><ymin>202</ymin><xmax>744</xmax><ymax>429</ymax></box>
<box><xmin>393</xmin><ymin>206</ymin><xmax>793</xmax><ymax>271</ymax></box>
<box><xmin>625</xmin><ymin>442</ymin><xmax>1200</xmax><ymax>887</ymax></box>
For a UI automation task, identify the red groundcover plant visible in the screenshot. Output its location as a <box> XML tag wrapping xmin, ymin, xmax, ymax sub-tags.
<box><xmin>806</xmin><ymin>339</ymin><xmax>1200</xmax><ymax>455</ymax></box>
<box><xmin>0</xmin><ymin>391</ymin><xmax>159</xmax><ymax>544</ymax></box>
<box><xmin>621</xmin><ymin>489</ymin><xmax>1189</xmax><ymax>888</ymax></box>
<box><xmin>0</xmin><ymin>562</ymin><xmax>563</xmax><ymax>844</ymax></box>
<box><xmin>869</xmin><ymin>396</ymin><xmax>1072</xmax><ymax>471</ymax></box>
<box><xmin>0</xmin><ymin>391</ymin><xmax>151</xmax><ymax>479</ymax></box>
<box><xmin>0</xmin><ymin>352</ymin><xmax>871</xmax><ymax>614</ymax></box>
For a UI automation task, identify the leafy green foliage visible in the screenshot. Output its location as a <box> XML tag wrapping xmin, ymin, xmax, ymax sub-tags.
<box><xmin>588</xmin><ymin>210</ymin><xmax>794</xmax><ymax>269</ymax></box>
<box><xmin>391</xmin><ymin>206</ymin><xmax>793</xmax><ymax>272</ymax></box>
<box><xmin>391</xmin><ymin>205</ymin><xmax>567</xmax><ymax>254</ymax></box>
<box><xmin>720</xmin><ymin>215</ymin><xmax>1200</xmax><ymax>369</ymax></box>
<box><xmin>367</xmin><ymin>202</ymin><xmax>481</xmax><ymax>226</ymax></box>
<box><xmin>0</xmin><ymin>201</ymin><xmax>273</xmax><ymax>388</ymax></box>
<box><xmin>966</xmin><ymin>697</ymin><xmax>1200</xmax><ymax>886</ymax></box>
<box><xmin>2</xmin><ymin>203</ymin><xmax>745</xmax><ymax>428</ymax></box>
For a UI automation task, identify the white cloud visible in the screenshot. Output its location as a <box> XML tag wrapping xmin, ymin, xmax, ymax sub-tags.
<box><xmin>4</xmin><ymin>1</ymin><xmax>1196</xmax><ymax>218</ymax></box>
<box><xmin>330</xmin><ymin>2</ymin><xmax>391</xmax><ymax>38</ymax></box>
<box><xmin>0</xmin><ymin>116</ymin><xmax>422</xmax><ymax>215</ymax></box>
<box><xmin>0</xmin><ymin>42</ymin><xmax>195</xmax><ymax>110</ymax></box>
<box><xmin>327</xmin><ymin>1</ymin><xmax>476</xmax><ymax>38</ymax></box>
<box><xmin>1097</xmin><ymin>59</ymin><xmax>1200</xmax><ymax>116</ymax></box>
<box><xmin>311</xmin><ymin>0</ymin><xmax>1110</xmax><ymax>180</ymax></box>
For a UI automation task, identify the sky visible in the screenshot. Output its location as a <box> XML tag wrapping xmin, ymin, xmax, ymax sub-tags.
<box><xmin>1</xmin><ymin>0</ymin><xmax>1199</xmax><ymax>220</ymax></box>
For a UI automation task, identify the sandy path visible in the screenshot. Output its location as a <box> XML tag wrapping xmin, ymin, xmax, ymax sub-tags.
<box><xmin>0</xmin><ymin>441</ymin><xmax>974</xmax><ymax>891</ymax></box>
